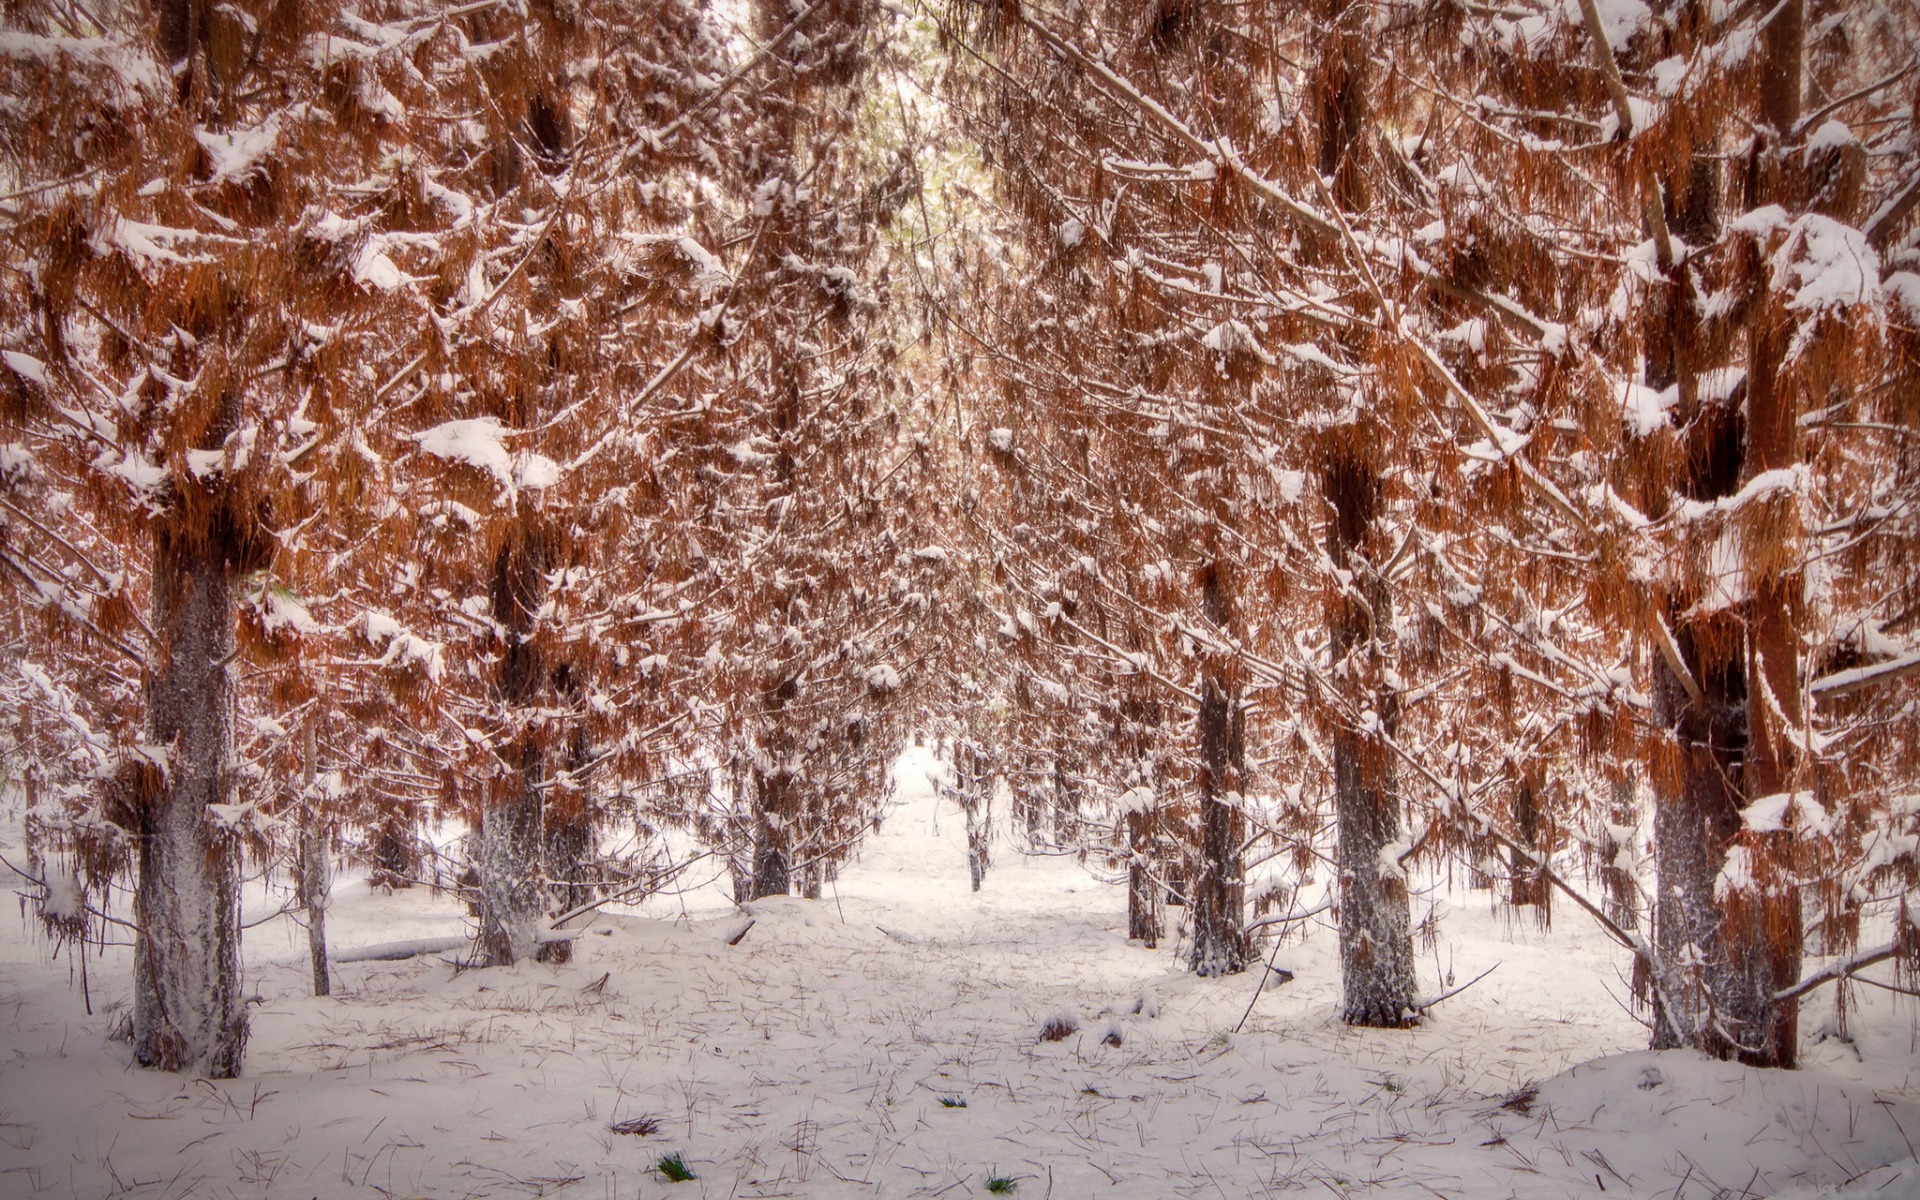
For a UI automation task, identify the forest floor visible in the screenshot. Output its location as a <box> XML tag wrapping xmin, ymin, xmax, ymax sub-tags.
<box><xmin>2</xmin><ymin>743</ymin><xmax>1918</xmax><ymax>1199</ymax></box>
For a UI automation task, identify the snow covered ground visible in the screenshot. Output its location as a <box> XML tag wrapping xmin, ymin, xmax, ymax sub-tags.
<box><xmin>2</xmin><ymin>743</ymin><xmax>1916</xmax><ymax>1199</ymax></box>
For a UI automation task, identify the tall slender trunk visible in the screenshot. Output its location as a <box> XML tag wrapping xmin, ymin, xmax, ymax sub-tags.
<box><xmin>954</xmin><ymin>740</ymin><xmax>992</xmax><ymax>892</ymax></box>
<box><xmin>134</xmin><ymin>525</ymin><xmax>246</xmax><ymax>1076</ymax></box>
<box><xmin>751</xmin><ymin>765</ymin><xmax>793</xmax><ymax>899</ymax></box>
<box><xmin>1648</xmin><ymin>0</ymin><xmax>1805</xmax><ymax>1068</ymax></box>
<box><xmin>1508</xmin><ymin>779</ymin><xmax>1547</xmax><ymax>907</ymax></box>
<box><xmin>1310</xmin><ymin>0</ymin><xmax>1411</xmax><ymax>1024</ymax></box>
<box><xmin>23</xmin><ymin>747</ymin><xmax>43</xmax><ymax>920</ymax></box>
<box><xmin>1600</xmin><ymin>772</ymin><xmax>1640</xmax><ymax>932</ymax></box>
<box><xmin>1051</xmin><ymin>746</ymin><xmax>1080</xmax><ymax>845</ymax></box>
<box><xmin>369</xmin><ymin>817</ymin><xmax>415</xmax><ymax>890</ymax></box>
<box><xmin>477</xmin><ymin>537</ymin><xmax>550</xmax><ymax>966</ymax></box>
<box><xmin>1325</xmin><ymin>446</ymin><xmax>1415</xmax><ymax>1027</ymax></box>
<box><xmin>539</xmin><ymin>721</ymin><xmax>595</xmax><ymax>964</ymax></box>
<box><xmin>298</xmin><ymin>719</ymin><xmax>330</xmax><ymax>997</ymax></box>
<box><xmin>1724</xmin><ymin>0</ymin><xmax>1806</xmax><ymax>1066</ymax></box>
<box><xmin>727</xmin><ymin>762</ymin><xmax>755</xmax><ymax>904</ymax></box>
<box><xmin>1188</xmin><ymin>564</ymin><xmax>1247</xmax><ymax>977</ymax></box>
<box><xmin>1126</xmin><ymin>804</ymin><xmax>1160</xmax><ymax>947</ymax></box>
<box><xmin>478</xmin><ymin>755</ymin><xmax>546</xmax><ymax>965</ymax></box>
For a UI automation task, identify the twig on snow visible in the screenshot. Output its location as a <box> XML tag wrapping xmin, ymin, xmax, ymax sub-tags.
<box><xmin>1412</xmin><ymin>962</ymin><xmax>1501</xmax><ymax>1015</ymax></box>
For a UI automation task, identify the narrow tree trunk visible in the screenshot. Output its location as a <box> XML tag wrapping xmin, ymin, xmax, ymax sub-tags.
<box><xmin>369</xmin><ymin>818</ymin><xmax>415</xmax><ymax>890</ymax></box>
<box><xmin>134</xmin><ymin>525</ymin><xmax>246</xmax><ymax>1076</ymax></box>
<box><xmin>1325</xmin><ymin>447</ymin><xmax>1415</xmax><ymax>1027</ymax></box>
<box><xmin>539</xmin><ymin>722</ymin><xmax>595</xmax><ymax>964</ymax></box>
<box><xmin>954</xmin><ymin>741</ymin><xmax>992</xmax><ymax>892</ymax></box>
<box><xmin>1638</xmin><ymin>107</ymin><xmax>1760</xmax><ymax>1057</ymax></box>
<box><xmin>298</xmin><ymin>720</ymin><xmax>330</xmax><ymax>997</ymax></box>
<box><xmin>1051</xmin><ymin>747</ymin><xmax>1080</xmax><ymax>845</ymax></box>
<box><xmin>1188</xmin><ymin>565</ymin><xmax>1247</xmax><ymax>977</ymax></box>
<box><xmin>23</xmin><ymin>751</ymin><xmax>42</xmax><ymax>920</ymax></box>
<box><xmin>1126</xmin><ymin>806</ymin><xmax>1160</xmax><ymax>947</ymax></box>
<box><xmin>751</xmin><ymin>766</ymin><xmax>792</xmax><ymax>899</ymax></box>
<box><xmin>1600</xmin><ymin>772</ymin><xmax>1640</xmax><ymax>932</ymax></box>
<box><xmin>477</xmin><ymin>537</ymin><xmax>550</xmax><ymax>966</ymax></box>
<box><xmin>1718</xmin><ymin>0</ymin><xmax>1807</xmax><ymax>1067</ymax></box>
<box><xmin>1508</xmin><ymin>780</ymin><xmax>1547</xmax><ymax>908</ymax></box>
<box><xmin>726</xmin><ymin>763</ymin><xmax>755</xmax><ymax>904</ymax></box>
<box><xmin>1308</xmin><ymin>0</ymin><xmax>1411</xmax><ymax>1024</ymax></box>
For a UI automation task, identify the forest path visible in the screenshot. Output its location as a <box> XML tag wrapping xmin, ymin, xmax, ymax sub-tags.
<box><xmin>1</xmin><ymin>750</ymin><xmax>1916</xmax><ymax>1199</ymax></box>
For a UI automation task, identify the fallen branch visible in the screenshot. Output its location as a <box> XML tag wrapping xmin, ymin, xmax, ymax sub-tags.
<box><xmin>331</xmin><ymin>935</ymin><xmax>470</xmax><ymax>963</ymax></box>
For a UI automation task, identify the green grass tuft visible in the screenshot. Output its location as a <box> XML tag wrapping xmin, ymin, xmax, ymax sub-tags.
<box><xmin>939</xmin><ymin>1095</ymin><xmax>967</xmax><ymax>1108</ymax></box>
<box><xmin>657</xmin><ymin>1152</ymin><xmax>697</xmax><ymax>1182</ymax></box>
<box><xmin>985</xmin><ymin>1173</ymin><xmax>1017</xmax><ymax>1194</ymax></box>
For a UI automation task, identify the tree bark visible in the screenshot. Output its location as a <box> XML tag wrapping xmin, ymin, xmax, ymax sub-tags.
<box><xmin>477</xmin><ymin>759</ymin><xmax>546</xmax><ymax>966</ymax></box>
<box><xmin>1051</xmin><ymin>746</ymin><xmax>1080</xmax><ymax>846</ymax></box>
<box><xmin>1650</xmin><ymin>625</ymin><xmax>1747</xmax><ymax>1053</ymax></box>
<box><xmin>751</xmin><ymin>766</ymin><xmax>793</xmax><ymax>899</ymax></box>
<box><xmin>1309</xmin><ymin>0</ymin><xmax>1411</xmax><ymax>1025</ymax></box>
<box><xmin>298</xmin><ymin>720</ymin><xmax>330</xmax><ymax>997</ymax></box>
<box><xmin>1508</xmin><ymin>779</ymin><xmax>1547</xmax><ymax>908</ymax></box>
<box><xmin>1722</xmin><ymin>0</ymin><xmax>1806</xmax><ymax>1067</ymax></box>
<box><xmin>953</xmin><ymin>740</ymin><xmax>992</xmax><ymax>893</ymax></box>
<box><xmin>477</xmin><ymin>537</ymin><xmax>550</xmax><ymax>966</ymax></box>
<box><xmin>539</xmin><ymin>722</ymin><xmax>595</xmax><ymax>964</ymax></box>
<box><xmin>1188</xmin><ymin>564</ymin><xmax>1247</xmax><ymax>977</ymax></box>
<box><xmin>1126</xmin><ymin>806</ymin><xmax>1160</xmax><ymax>947</ymax></box>
<box><xmin>1600</xmin><ymin>772</ymin><xmax>1640</xmax><ymax>932</ymax></box>
<box><xmin>1325</xmin><ymin>446</ymin><xmax>1415</xmax><ymax>1027</ymax></box>
<box><xmin>369</xmin><ymin>818</ymin><xmax>415</xmax><ymax>890</ymax></box>
<box><xmin>134</xmin><ymin>524</ymin><xmax>246</xmax><ymax>1076</ymax></box>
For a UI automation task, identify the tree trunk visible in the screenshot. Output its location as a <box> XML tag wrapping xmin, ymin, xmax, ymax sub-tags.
<box><xmin>1126</xmin><ymin>806</ymin><xmax>1160</xmax><ymax>947</ymax></box>
<box><xmin>134</xmin><ymin>525</ymin><xmax>246</xmax><ymax>1076</ymax></box>
<box><xmin>538</xmin><ymin>723</ymin><xmax>595</xmax><ymax>964</ymax></box>
<box><xmin>1051</xmin><ymin>747</ymin><xmax>1080</xmax><ymax>846</ymax></box>
<box><xmin>477</xmin><ymin>757</ymin><xmax>547</xmax><ymax>966</ymax></box>
<box><xmin>1648</xmin><ymin>0</ymin><xmax>1806</xmax><ymax>1068</ymax></box>
<box><xmin>954</xmin><ymin>740</ymin><xmax>992</xmax><ymax>892</ymax></box>
<box><xmin>726</xmin><ymin>763</ymin><xmax>755</xmax><ymax>904</ymax></box>
<box><xmin>1325</xmin><ymin>447</ymin><xmax>1415</xmax><ymax>1027</ymax></box>
<box><xmin>1600</xmin><ymin>772</ymin><xmax>1640</xmax><ymax>932</ymax></box>
<box><xmin>751</xmin><ymin>766</ymin><xmax>792</xmax><ymax>899</ymax></box>
<box><xmin>1721</xmin><ymin>0</ymin><xmax>1807</xmax><ymax>1067</ymax></box>
<box><xmin>1508</xmin><ymin>779</ymin><xmax>1547</xmax><ymax>908</ymax></box>
<box><xmin>370</xmin><ymin>819</ymin><xmax>415</xmax><ymax>890</ymax></box>
<box><xmin>1188</xmin><ymin>565</ymin><xmax>1247</xmax><ymax>977</ymax></box>
<box><xmin>298</xmin><ymin>720</ymin><xmax>330</xmax><ymax>997</ymax></box>
<box><xmin>477</xmin><ymin>537</ymin><xmax>550</xmax><ymax>966</ymax></box>
<box><xmin>1308</xmin><ymin>0</ymin><xmax>1412</xmax><ymax>1025</ymax></box>
<box><xmin>1650</xmin><ymin>624</ymin><xmax>1747</xmax><ymax>1053</ymax></box>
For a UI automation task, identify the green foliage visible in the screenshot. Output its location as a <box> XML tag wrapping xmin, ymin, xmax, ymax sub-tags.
<box><xmin>984</xmin><ymin>1172</ymin><xmax>1016</xmax><ymax>1194</ymax></box>
<box><xmin>657</xmin><ymin>1152</ymin><xmax>697</xmax><ymax>1182</ymax></box>
<box><xmin>939</xmin><ymin>1095</ymin><xmax>967</xmax><ymax>1107</ymax></box>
